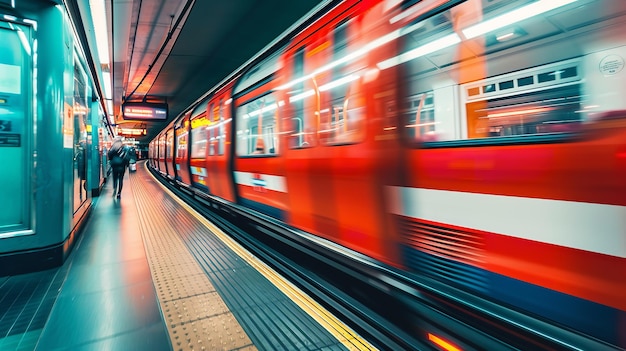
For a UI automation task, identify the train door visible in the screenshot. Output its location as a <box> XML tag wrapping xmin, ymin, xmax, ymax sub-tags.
<box><xmin>151</xmin><ymin>140</ymin><xmax>156</xmax><ymax>170</ymax></box>
<box><xmin>205</xmin><ymin>93</ymin><xmax>235</xmax><ymax>202</ymax></box>
<box><xmin>148</xmin><ymin>140</ymin><xmax>154</xmax><ymax>168</ymax></box>
<box><xmin>279</xmin><ymin>1</ymin><xmax>401</xmax><ymax>262</ymax></box>
<box><xmin>158</xmin><ymin>133</ymin><xmax>167</xmax><ymax>173</ymax></box>
<box><xmin>152</xmin><ymin>140</ymin><xmax>157</xmax><ymax>168</ymax></box>
<box><xmin>189</xmin><ymin>99</ymin><xmax>210</xmax><ymax>192</ymax></box>
<box><xmin>205</xmin><ymin>101</ymin><xmax>218</xmax><ymax>192</ymax></box>
<box><xmin>279</xmin><ymin>4</ymin><xmax>350</xmax><ymax>243</ymax></box>
<box><xmin>165</xmin><ymin>128</ymin><xmax>174</xmax><ymax>179</ymax></box>
<box><xmin>174</xmin><ymin>112</ymin><xmax>191</xmax><ymax>184</ymax></box>
<box><xmin>232</xmin><ymin>50</ymin><xmax>287</xmax><ymax>219</ymax></box>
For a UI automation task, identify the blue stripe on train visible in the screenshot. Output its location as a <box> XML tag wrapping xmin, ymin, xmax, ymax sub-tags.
<box><xmin>191</xmin><ymin>182</ymin><xmax>209</xmax><ymax>193</ymax></box>
<box><xmin>238</xmin><ymin>197</ymin><xmax>285</xmax><ymax>222</ymax></box>
<box><xmin>402</xmin><ymin>245</ymin><xmax>624</xmax><ymax>347</ymax></box>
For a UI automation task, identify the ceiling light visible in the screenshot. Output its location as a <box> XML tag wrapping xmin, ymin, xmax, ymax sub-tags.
<box><xmin>89</xmin><ymin>0</ymin><xmax>109</xmax><ymax>64</ymax></box>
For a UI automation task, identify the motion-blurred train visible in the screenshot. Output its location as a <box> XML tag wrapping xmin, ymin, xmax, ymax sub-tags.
<box><xmin>149</xmin><ymin>0</ymin><xmax>625</xmax><ymax>348</ymax></box>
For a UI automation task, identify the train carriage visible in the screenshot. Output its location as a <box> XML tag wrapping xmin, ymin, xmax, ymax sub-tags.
<box><xmin>385</xmin><ymin>0</ymin><xmax>626</xmax><ymax>344</ymax></box>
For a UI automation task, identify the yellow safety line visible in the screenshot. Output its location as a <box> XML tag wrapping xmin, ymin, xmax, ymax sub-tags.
<box><xmin>146</xmin><ymin>164</ymin><xmax>377</xmax><ymax>350</ymax></box>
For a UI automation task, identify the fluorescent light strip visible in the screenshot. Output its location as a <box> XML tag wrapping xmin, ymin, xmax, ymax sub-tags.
<box><xmin>377</xmin><ymin>33</ymin><xmax>461</xmax><ymax>70</ymax></box>
<box><xmin>318</xmin><ymin>74</ymin><xmax>360</xmax><ymax>92</ymax></box>
<box><xmin>103</xmin><ymin>71</ymin><xmax>112</xmax><ymax>100</ymax></box>
<box><xmin>246</xmin><ymin>102</ymin><xmax>279</xmax><ymax>117</ymax></box>
<box><xmin>487</xmin><ymin>107</ymin><xmax>550</xmax><ymax>119</ymax></box>
<box><xmin>276</xmin><ymin>29</ymin><xmax>401</xmax><ymax>91</ymax></box>
<box><xmin>289</xmin><ymin>89</ymin><xmax>315</xmax><ymax>103</ymax></box>
<box><xmin>89</xmin><ymin>0</ymin><xmax>110</xmax><ymax>64</ymax></box>
<box><xmin>462</xmin><ymin>0</ymin><xmax>578</xmax><ymax>39</ymax></box>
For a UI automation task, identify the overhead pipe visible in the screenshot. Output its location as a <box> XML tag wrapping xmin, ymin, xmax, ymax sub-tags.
<box><xmin>124</xmin><ymin>0</ymin><xmax>195</xmax><ymax>102</ymax></box>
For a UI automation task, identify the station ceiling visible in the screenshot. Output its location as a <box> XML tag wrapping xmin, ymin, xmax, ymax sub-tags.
<box><xmin>90</xmin><ymin>0</ymin><xmax>324</xmax><ymax>145</ymax></box>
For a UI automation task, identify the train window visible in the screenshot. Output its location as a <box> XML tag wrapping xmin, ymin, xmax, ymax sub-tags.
<box><xmin>208</xmin><ymin>103</ymin><xmax>215</xmax><ymax>156</ymax></box>
<box><xmin>190</xmin><ymin>100</ymin><xmax>208</xmax><ymax>159</ymax></box>
<box><xmin>166</xmin><ymin>131</ymin><xmax>174</xmax><ymax>159</ymax></box>
<box><xmin>217</xmin><ymin>99</ymin><xmax>225</xmax><ymax>155</ymax></box>
<box><xmin>405</xmin><ymin>92</ymin><xmax>437</xmax><ymax>141</ymax></box>
<box><xmin>207</xmin><ymin>101</ymin><xmax>226</xmax><ymax>156</ymax></box>
<box><xmin>395</xmin><ymin>0</ymin><xmax>598</xmax><ymax>144</ymax></box>
<box><xmin>158</xmin><ymin>135</ymin><xmax>165</xmax><ymax>160</ymax></box>
<box><xmin>482</xmin><ymin>84</ymin><xmax>496</xmax><ymax>94</ymax></box>
<box><xmin>190</xmin><ymin>115</ymin><xmax>208</xmax><ymax>159</ymax></box>
<box><xmin>175</xmin><ymin>118</ymin><xmax>188</xmax><ymax>159</ymax></box>
<box><xmin>235</xmin><ymin>93</ymin><xmax>279</xmax><ymax>156</ymax></box>
<box><xmin>287</xmin><ymin>47</ymin><xmax>316</xmax><ymax>149</ymax></box>
<box><xmin>561</xmin><ymin>67</ymin><xmax>577</xmax><ymax>79</ymax></box>
<box><xmin>517</xmin><ymin>76</ymin><xmax>534</xmax><ymax>87</ymax></box>
<box><xmin>499</xmin><ymin>81</ymin><xmax>514</xmax><ymax>90</ymax></box>
<box><xmin>234</xmin><ymin>49</ymin><xmax>283</xmax><ymax>97</ymax></box>
<box><xmin>319</xmin><ymin>20</ymin><xmax>365</xmax><ymax>146</ymax></box>
<box><xmin>538</xmin><ymin>72</ymin><xmax>556</xmax><ymax>83</ymax></box>
<box><xmin>468</xmin><ymin>84</ymin><xmax>582</xmax><ymax>138</ymax></box>
<box><xmin>176</xmin><ymin>128</ymin><xmax>187</xmax><ymax>158</ymax></box>
<box><xmin>463</xmin><ymin>59</ymin><xmax>584</xmax><ymax>139</ymax></box>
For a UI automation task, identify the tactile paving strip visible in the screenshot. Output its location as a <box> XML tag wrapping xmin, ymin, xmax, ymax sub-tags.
<box><xmin>170</xmin><ymin>312</ymin><xmax>256</xmax><ymax>351</ymax></box>
<box><xmin>129</xmin><ymin>171</ymin><xmax>257</xmax><ymax>351</ymax></box>
<box><xmin>128</xmin><ymin>164</ymin><xmax>377</xmax><ymax>351</ymax></box>
<box><xmin>162</xmin><ymin>293</ymin><xmax>230</xmax><ymax>324</ymax></box>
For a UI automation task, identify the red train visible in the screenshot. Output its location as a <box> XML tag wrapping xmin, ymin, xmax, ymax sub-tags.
<box><xmin>150</xmin><ymin>0</ymin><xmax>626</xmax><ymax>348</ymax></box>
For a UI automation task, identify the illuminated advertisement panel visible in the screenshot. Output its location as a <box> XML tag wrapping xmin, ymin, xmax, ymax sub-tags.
<box><xmin>122</xmin><ymin>102</ymin><xmax>168</xmax><ymax>120</ymax></box>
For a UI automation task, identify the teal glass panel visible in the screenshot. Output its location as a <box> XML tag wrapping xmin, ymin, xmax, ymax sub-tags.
<box><xmin>0</xmin><ymin>22</ymin><xmax>32</xmax><ymax>235</ymax></box>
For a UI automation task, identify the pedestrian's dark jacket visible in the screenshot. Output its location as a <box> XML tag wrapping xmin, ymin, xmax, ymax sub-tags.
<box><xmin>108</xmin><ymin>145</ymin><xmax>130</xmax><ymax>170</ymax></box>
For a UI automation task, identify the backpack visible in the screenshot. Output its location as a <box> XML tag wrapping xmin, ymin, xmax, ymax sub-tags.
<box><xmin>110</xmin><ymin>147</ymin><xmax>127</xmax><ymax>167</ymax></box>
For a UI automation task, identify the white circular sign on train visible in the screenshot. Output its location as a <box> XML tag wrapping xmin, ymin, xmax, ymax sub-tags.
<box><xmin>599</xmin><ymin>54</ymin><xmax>624</xmax><ymax>76</ymax></box>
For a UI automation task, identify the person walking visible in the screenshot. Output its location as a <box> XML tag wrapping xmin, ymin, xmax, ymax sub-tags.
<box><xmin>107</xmin><ymin>136</ymin><xmax>130</xmax><ymax>199</ymax></box>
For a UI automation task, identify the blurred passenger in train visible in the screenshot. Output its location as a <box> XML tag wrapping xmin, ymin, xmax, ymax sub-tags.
<box><xmin>107</xmin><ymin>136</ymin><xmax>130</xmax><ymax>199</ymax></box>
<box><xmin>252</xmin><ymin>138</ymin><xmax>265</xmax><ymax>154</ymax></box>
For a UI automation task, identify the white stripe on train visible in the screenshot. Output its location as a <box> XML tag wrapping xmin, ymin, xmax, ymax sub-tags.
<box><xmin>190</xmin><ymin>166</ymin><xmax>207</xmax><ymax>177</ymax></box>
<box><xmin>386</xmin><ymin>186</ymin><xmax>626</xmax><ymax>258</ymax></box>
<box><xmin>234</xmin><ymin>171</ymin><xmax>288</xmax><ymax>193</ymax></box>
